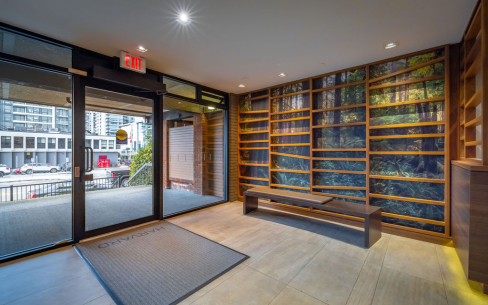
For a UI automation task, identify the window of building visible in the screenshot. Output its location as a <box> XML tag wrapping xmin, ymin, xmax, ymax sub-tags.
<box><xmin>1</xmin><ymin>136</ymin><xmax>11</xmax><ymax>148</ymax></box>
<box><xmin>68</xmin><ymin>138</ymin><xmax>72</xmax><ymax>149</ymax></box>
<box><xmin>163</xmin><ymin>77</ymin><xmax>196</xmax><ymax>99</ymax></box>
<box><xmin>4</xmin><ymin>105</ymin><xmax>12</xmax><ymax>113</ymax></box>
<box><xmin>58</xmin><ymin>138</ymin><xmax>65</xmax><ymax>149</ymax></box>
<box><xmin>37</xmin><ymin>137</ymin><xmax>46</xmax><ymax>149</ymax></box>
<box><xmin>13</xmin><ymin>115</ymin><xmax>25</xmax><ymax>121</ymax></box>
<box><xmin>109</xmin><ymin>140</ymin><xmax>114</xmax><ymax>149</ymax></box>
<box><xmin>48</xmin><ymin>138</ymin><xmax>56</xmax><ymax>149</ymax></box>
<box><xmin>13</xmin><ymin>106</ymin><xmax>25</xmax><ymax>113</ymax></box>
<box><xmin>14</xmin><ymin>123</ymin><xmax>26</xmax><ymax>128</ymax></box>
<box><xmin>93</xmin><ymin>140</ymin><xmax>99</xmax><ymax>149</ymax></box>
<box><xmin>85</xmin><ymin>139</ymin><xmax>91</xmax><ymax>147</ymax></box>
<box><xmin>101</xmin><ymin>140</ymin><xmax>107</xmax><ymax>149</ymax></box>
<box><xmin>26</xmin><ymin>137</ymin><xmax>35</xmax><ymax>148</ymax></box>
<box><xmin>14</xmin><ymin>137</ymin><xmax>23</xmax><ymax>148</ymax></box>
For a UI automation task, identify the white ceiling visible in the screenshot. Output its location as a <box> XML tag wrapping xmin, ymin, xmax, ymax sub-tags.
<box><xmin>0</xmin><ymin>0</ymin><xmax>477</xmax><ymax>94</ymax></box>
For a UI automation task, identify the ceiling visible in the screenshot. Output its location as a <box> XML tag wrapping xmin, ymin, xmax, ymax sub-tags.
<box><xmin>0</xmin><ymin>0</ymin><xmax>477</xmax><ymax>94</ymax></box>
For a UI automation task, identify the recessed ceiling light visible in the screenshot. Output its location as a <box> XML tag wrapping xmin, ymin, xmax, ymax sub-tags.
<box><xmin>137</xmin><ymin>46</ymin><xmax>148</xmax><ymax>52</ymax></box>
<box><xmin>177</xmin><ymin>13</ymin><xmax>191</xmax><ymax>24</ymax></box>
<box><xmin>239</xmin><ymin>84</ymin><xmax>245</xmax><ymax>88</ymax></box>
<box><xmin>208</xmin><ymin>106</ymin><xmax>215</xmax><ymax>110</ymax></box>
<box><xmin>384</xmin><ymin>41</ymin><xmax>398</xmax><ymax>49</ymax></box>
<box><xmin>278</xmin><ymin>73</ymin><xmax>287</xmax><ymax>77</ymax></box>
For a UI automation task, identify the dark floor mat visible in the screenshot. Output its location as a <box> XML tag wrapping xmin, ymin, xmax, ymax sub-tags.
<box><xmin>75</xmin><ymin>221</ymin><xmax>248</xmax><ymax>305</ymax></box>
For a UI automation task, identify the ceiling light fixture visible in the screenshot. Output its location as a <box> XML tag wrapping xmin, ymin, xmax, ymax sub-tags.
<box><xmin>208</xmin><ymin>106</ymin><xmax>215</xmax><ymax>110</ymax></box>
<box><xmin>137</xmin><ymin>46</ymin><xmax>148</xmax><ymax>52</ymax></box>
<box><xmin>239</xmin><ymin>84</ymin><xmax>245</xmax><ymax>88</ymax></box>
<box><xmin>384</xmin><ymin>41</ymin><xmax>398</xmax><ymax>49</ymax></box>
<box><xmin>278</xmin><ymin>73</ymin><xmax>287</xmax><ymax>77</ymax></box>
<box><xmin>177</xmin><ymin>12</ymin><xmax>191</xmax><ymax>24</ymax></box>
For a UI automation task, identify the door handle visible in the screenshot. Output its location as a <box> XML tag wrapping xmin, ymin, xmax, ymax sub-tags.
<box><xmin>84</xmin><ymin>147</ymin><xmax>94</xmax><ymax>173</ymax></box>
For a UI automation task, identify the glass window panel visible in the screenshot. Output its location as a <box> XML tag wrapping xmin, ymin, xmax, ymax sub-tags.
<box><xmin>271</xmin><ymin>93</ymin><xmax>310</xmax><ymax>113</ymax></box>
<box><xmin>381</xmin><ymin>216</ymin><xmax>445</xmax><ymax>233</ymax></box>
<box><xmin>240</xmin><ymin>121</ymin><xmax>268</xmax><ymax>132</ymax></box>
<box><xmin>313</xmin><ymin>151</ymin><xmax>366</xmax><ymax>158</ymax></box>
<box><xmin>271</xmin><ymin>146</ymin><xmax>310</xmax><ymax>157</ymax></box>
<box><xmin>85</xmin><ymin>139</ymin><xmax>91</xmax><ymax>147</ymax></box>
<box><xmin>239</xmin><ymin>97</ymin><xmax>268</xmax><ymax>112</ymax></box>
<box><xmin>58</xmin><ymin>138</ymin><xmax>65</xmax><ymax>149</ymax></box>
<box><xmin>312</xmin><ymin>68</ymin><xmax>366</xmax><ymax>90</ymax></box>
<box><xmin>240</xmin><ymin>89</ymin><xmax>268</xmax><ymax>100</ymax></box>
<box><xmin>239</xmin><ymin>179</ymin><xmax>269</xmax><ymax>186</ymax></box>
<box><xmin>239</xmin><ymin>150</ymin><xmax>269</xmax><ymax>164</ymax></box>
<box><xmin>239</xmin><ymin>133</ymin><xmax>268</xmax><ymax>142</ymax></box>
<box><xmin>271</xmin><ymin>110</ymin><xmax>309</xmax><ymax>121</ymax></box>
<box><xmin>239</xmin><ymin>112</ymin><xmax>268</xmax><ymax>121</ymax></box>
<box><xmin>312</xmin><ymin>188</ymin><xmax>366</xmax><ymax>198</ymax></box>
<box><xmin>14</xmin><ymin>136</ymin><xmax>23</xmax><ymax>148</ymax></box>
<box><xmin>109</xmin><ymin>140</ymin><xmax>114</xmax><ymax>149</ymax></box>
<box><xmin>369</xmin><ymin>125</ymin><xmax>444</xmax><ymax>136</ymax></box>
<box><xmin>48</xmin><ymin>138</ymin><xmax>56</xmax><ymax>148</ymax></box>
<box><xmin>37</xmin><ymin>137</ymin><xmax>45</xmax><ymax>148</ymax></box>
<box><xmin>0</xmin><ymin>29</ymin><xmax>72</xmax><ymax>68</ymax></box>
<box><xmin>239</xmin><ymin>142</ymin><xmax>268</xmax><ymax>148</ymax></box>
<box><xmin>163</xmin><ymin>77</ymin><xmax>196</xmax><ymax>99</ymax></box>
<box><xmin>271</xmin><ymin>120</ymin><xmax>310</xmax><ymax>134</ymax></box>
<box><xmin>371</xmin><ymin>198</ymin><xmax>444</xmax><ymax>221</ymax></box>
<box><xmin>313</xmin><ymin>160</ymin><xmax>366</xmax><ymax>172</ymax></box>
<box><xmin>25</xmin><ymin>137</ymin><xmax>35</xmax><ymax>148</ymax></box>
<box><xmin>371</xmin><ymin>63</ymin><xmax>444</xmax><ymax>87</ymax></box>
<box><xmin>271</xmin><ymin>134</ymin><xmax>309</xmax><ymax>144</ymax></box>
<box><xmin>101</xmin><ymin>140</ymin><xmax>107</xmax><ymax>149</ymax></box>
<box><xmin>68</xmin><ymin>138</ymin><xmax>72</xmax><ymax>149</ymax></box>
<box><xmin>271</xmin><ymin>80</ymin><xmax>310</xmax><ymax>97</ymax></box>
<box><xmin>1</xmin><ymin>136</ymin><xmax>11</xmax><ymax>148</ymax></box>
<box><xmin>93</xmin><ymin>140</ymin><xmax>99</xmax><ymax>149</ymax></box>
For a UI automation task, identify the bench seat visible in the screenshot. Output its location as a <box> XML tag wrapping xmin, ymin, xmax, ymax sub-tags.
<box><xmin>243</xmin><ymin>186</ymin><xmax>382</xmax><ymax>248</ymax></box>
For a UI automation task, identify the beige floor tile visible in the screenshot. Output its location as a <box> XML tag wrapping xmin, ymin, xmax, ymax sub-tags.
<box><xmin>289</xmin><ymin>248</ymin><xmax>364</xmax><ymax>305</ymax></box>
<box><xmin>178</xmin><ymin>264</ymin><xmax>246</xmax><ymax>305</ymax></box>
<box><xmin>8</xmin><ymin>272</ymin><xmax>107</xmax><ymax>305</ymax></box>
<box><xmin>192</xmin><ymin>266</ymin><xmax>286</xmax><ymax>305</ymax></box>
<box><xmin>383</xmin><ymin>235</ymin><xmax>444</xmax><ymax>284</ymax></box>
<box><xmin>197</xmin><ymin>215</ymin><xmax>265</xmax><ymax>243</ymax></box>
<box><xmin>364</xmin><ymin>234</ymin><xmax>390</xmax><ymax>266</ymax></box>
<box><xmin>346</xmin><ymin>263</ymin><xmax>382</xmax><ymax>305</ymax></box>
<box><xmin>269</xmin><ymin>286</ymin><xmax>326</xmax><ymax>305</ymax></box>
<box><xmin>444</xmin><ymin>285</ymin><xmax>488</xmax><ymax>305</ymax></box>
<box><xmin>249</xmin><ymin>237</ymin><xmax>322</xmax><ymax>284</ymax></box>
<box><xmin>289</xmin><ymin>228</ymin><xmax>333</xmax><ymax>247</ymax></box>
<box><xmin>0</xmin><ymin>249</ymin><xmax>92</xmax><ymax>305</ymax></box>
<box><xmin>436</xmin><ymin>245</ymin><xmax>483</xmax><ymax>294</ymax></box>
<box><xmin>227</xmin><ymin>229</ymin><xmax>289</xmax><ymax>265</ymax></box>
<box><xmin>324</xmin><ymin>226</ymin><xmax>369</xmax><ymax>262</ymax></box>
<box><xmin>372</xmin><ymin>267</ymin><xmax>447</xmax><ymax>305</ymax></box>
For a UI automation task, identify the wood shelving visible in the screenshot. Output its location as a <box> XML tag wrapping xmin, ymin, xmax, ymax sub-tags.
<box><xmin>238</xmin><ymin>46</ymin><xmax>450</xmax><ymax>238</ymax></box>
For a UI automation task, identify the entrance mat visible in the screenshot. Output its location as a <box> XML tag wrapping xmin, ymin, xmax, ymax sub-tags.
<box><xmin>75</xmin><ymin>221</ymin><xmax>248</xmax><ymax>305</ymax></box>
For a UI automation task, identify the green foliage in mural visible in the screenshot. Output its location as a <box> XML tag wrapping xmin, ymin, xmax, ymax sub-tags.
<box><xmin>271</xmin><ymin>120</ymin><xmax>310</xmax><ymax>134</ymax></box>
<box><xmin>239</xmin><ymin>150</ymin><xmax>268</xmax><ymax>164</ymax></box>
<box><xmin>313</xmin><ymin>160</ymin><xmax>366</xmax><ymax>172</ymax></box>
<box><xmin>240</xmin><ymin>133</ymin><xmax>268</xmax><ymax>142</ymax></box>
<box><xmin>371</xmin><ymin>63</ymin><xmax>444</xmax><ymax>87</ymax></box>
<box><xmin>313</xmin><ymin>84</ymin><xmax>366</xmax><ymax>109</ymax></box>
<box><xmin>272</xmin><ymin>172</ymin><xmax>310</xmax><ymax>188</ymax></box>
<box><xmin>370</xmin><ymin>198</ymin><xmax>444</xmax><ymax>221</ymax></box>
<box><xmin>271</xmin><ymin>134</ymin><xmax>309</xmax><ymax>144</ymax></box>
<box><xmin>313</xmin><ymin>126</ymin><xmax>366</xmax><ymax>149</ymax></box>
<box><xmin>271</xmin><ymin>110</ymin><xmax>309</xmax><ymax>121</ymax></box>
<box><xmin>271</xmin><ymin>93</ymin><xmax>310</xmax><ymax>113</ymax></box>
<box><xmin>272</xmin><ymin>155</ymin><xmax>309</xmax><ymax>171</ymax></box>
<box><xmin>370</xmin><ymin>101</ymin><xmax>444</xmax><ymax>126</ymax></box>
<box><xmin>313</xmin><ymin>151</ymin><xmax>366</xmax><ymax>158</ymax></box>
<box><xmin>239</xmin><ymin>179</ymin><xmax>268</xmax><ymax>186</ymax></box>
<box><xmin>369</xmin><ymin>49</ymin><xmax>445</xmax><ymax>79</ymax></box>
<box><xmin>271</xmin><ymin>80</ymin><xmax>310</xmax><ymax>96</ymax></box>
<box><xmin>240</xmin><ymin>89</ymin><xmax>268</xmax><ymax>101</ymax></box>
<box><xmin>271</xmin><ymin>146</ymin><xmax>309</xmax><ymax>157</ymax></box>
<box><xmin>240</xmin><ymin>121</ymin><xmax>268</xmax><ymax>132</ymax></box>
<box><xmin>239</xmin><ymin>97</ymin><xmax>268</xmax><ymax>112</ymax></box>
<box><xmin>370</xmin><ymin>137</ymin><xmax>444</xmax><ymax>152</ymax></box>
<box><xmin>370</xmin><ymin>80</ymin><xmax>445</xmax><ymax>106</ymax></box>
<box><xmin>370</xmin><ymin>125</ymin><xmax>444</xmax><ymax>136</ymax></box>
<box><xmin>239</xmin><ymin>165</ymin><xmax>269</xmax><ymax>179</ymax></box>
<box><xmin>370</xmin><ymin>155</ymin><xmax>444</xmax><ymax>179</ymax></box>
<box><xmin>370</xmin><ymin>179</ymin><xmax>444</xmax><ymax>201</ymax></box>
<box><xmin>313</xmin><ymin>68</ymin><xmax>366</xmax><ymax>89</ymax></box>
<box><xmin>382</xmin><ymin>216</ymin><xmax>444</xmax><ymax>233</ymax></box>
<box><xmin>312</xmin><ymin>188</ymin><xmax>366</xmax><ymax>198</ymax></box>
<box><xmin>240</xmin><ymin>112</ymin><xmax>268</xmax><ymax>121</ymax></box>
<box><xmin>313</xmin><ymin>107</ymin><xmax>366</xmax><ymax>125</ymax></box>
<box><xmin>313</xmin><ymin>172</ymin><xmax>366</xmax><ymax>187</ymax></box>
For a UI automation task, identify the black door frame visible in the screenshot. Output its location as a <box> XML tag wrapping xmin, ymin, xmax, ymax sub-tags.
<box><xmin>72</xmin><ymin>75</ymin><xmax>163</xmax><ymax>242</ymax></box>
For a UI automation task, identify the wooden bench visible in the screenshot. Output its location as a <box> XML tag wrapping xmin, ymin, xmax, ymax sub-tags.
<box><xmin>243</xmin><ymin>186</ymin><xmax>382</xmax><ymax>248</ymax></box>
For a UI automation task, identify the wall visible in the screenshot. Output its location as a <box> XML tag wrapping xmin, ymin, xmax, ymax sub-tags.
<box><xmin>229</xmin><ymin>94</ymin><xmax>239</xmax><ymax>201</ymax></box>
<box><xmin>237</xmin><ymin>46</ymin><xmax>450</xmax><ymax>238</ymax></box>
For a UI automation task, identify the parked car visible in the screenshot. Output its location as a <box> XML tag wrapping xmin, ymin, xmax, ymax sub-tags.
<box><xmin>120</xmin><ymin>159</ymin><xmax>132</xmax><ymax>166</ymax></box>
<box><xmin>20</xmin><ymin>163</ymin><xmax>61</xmax><ymax>174</ymax></box>
<box><xmin>14</xmin><ymin>168</ymin><xmax>21</xmax><ymax>174</ymax></box>
<box><xmin>60</xmin><ymin>162</ymin><xmax>72</xmax><ymax>172</ymax></box>
<box><xmin>0</xmin><ymin>164</ymin><xmax>11</xmax><ymax>177</ymax></box>
<box><xmin>106</xmin><ymin>168</ymin><xmax>130</xmax><ymax>187</ymax></box>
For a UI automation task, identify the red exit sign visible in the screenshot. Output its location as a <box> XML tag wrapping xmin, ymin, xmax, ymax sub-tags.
<box><xmin>120</xmin><ymin>51</ymin><xmax>146</xmax><ymax>74</ymax></box>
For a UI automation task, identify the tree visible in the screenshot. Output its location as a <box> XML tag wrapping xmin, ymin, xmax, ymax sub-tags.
<box><xmin>129</xmin><ymin>136</ymin><xmax>152</xmax><ymax>177</ymax></box>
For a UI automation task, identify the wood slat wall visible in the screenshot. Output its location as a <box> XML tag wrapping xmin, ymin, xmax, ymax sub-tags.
<box><xmin>237</xmin><ymin>45</ymin><xmax>450</xmax><ymax>238</ymax></box>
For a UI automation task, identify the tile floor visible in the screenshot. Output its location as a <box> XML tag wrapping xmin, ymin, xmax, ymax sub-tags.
<box><xmin>0</xmin><ymin>201</ymin><xmax>487</xmax><ymax>305</ymax></box>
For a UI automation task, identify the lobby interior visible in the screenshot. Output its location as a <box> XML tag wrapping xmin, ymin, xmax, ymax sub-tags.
<box><xmin>1</xmin><ymin>1</ymin><xmax>488</xmax><ymax>305</ymax></box>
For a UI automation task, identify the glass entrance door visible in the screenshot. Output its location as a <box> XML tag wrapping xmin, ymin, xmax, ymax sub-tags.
<box><xmin>83</xmin><ymin>87</ymin><xmax>155</xmax><ymax>234</ymax></box>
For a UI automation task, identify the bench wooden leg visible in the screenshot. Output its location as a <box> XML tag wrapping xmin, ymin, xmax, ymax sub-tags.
<box><xmin>364</xmin><ymin>209</ymin><xmax>382</xmax><ymax>248</ymax></box>
<box><xmin>243</xmin><ymin>195</ymin><xmax>258</xmax><ymax>215</ymax></box>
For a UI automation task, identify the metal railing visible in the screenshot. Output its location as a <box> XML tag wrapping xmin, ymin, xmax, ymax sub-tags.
<box><xmin>128</xmin><ymin>163</ymin><xmax>153</xmax><ymax>187</ymax></box>
<box><xmin>0</xmin><ymin>177</ymin><xmax>118</xmax><ymax>203</ymax></box>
